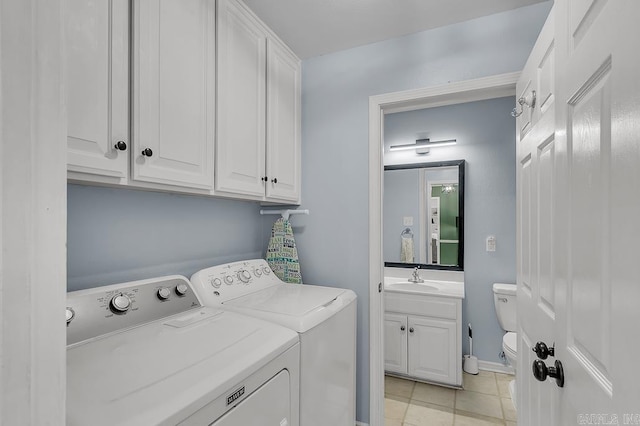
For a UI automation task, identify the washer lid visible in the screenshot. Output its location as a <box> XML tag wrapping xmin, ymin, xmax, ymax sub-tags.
<box><xmin>503</xmin><ymin>331</ymin><xmax>518</xmax><ymax>354</ymax></box>
<box><xmin>67</xmin><ymin>308</ymin><xmax>298</xmax><ymax>426</ymax></box>
<box><xmin>223</xmin><ymin>284</ymin><xmax>357</xmax><ymax>332</ymax></box>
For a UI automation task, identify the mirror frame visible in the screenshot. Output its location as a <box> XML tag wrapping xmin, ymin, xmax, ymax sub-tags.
<box><xmin>384</xmin><ymin>159</ymin><xmax>465</xmax><ymax>271</ymax></box>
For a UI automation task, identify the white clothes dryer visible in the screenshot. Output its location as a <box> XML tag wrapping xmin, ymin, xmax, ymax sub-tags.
<box><xmin>66</xmin><ymin>275</ymin><xmax>300</xmax><ymax>426</ymax></box>
<box><xmin>191</xmin><ymin>259</ymin><xmax>357</xmax><ymax>426</ymax></box>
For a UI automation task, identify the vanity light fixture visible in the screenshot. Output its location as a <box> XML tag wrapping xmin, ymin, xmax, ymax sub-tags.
<box><xmin>389</xmin><ymin>138</ymin><xmax>457</xmax><ymax>154</ymax></box>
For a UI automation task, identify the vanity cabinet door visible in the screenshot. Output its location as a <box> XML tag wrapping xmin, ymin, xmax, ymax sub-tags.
<box><xmin>384</xmin><ymin>313</ymin><xmax>407</xmax><ymax>374</ymax></box>
<box><xmin>408</xmin><ymin>316</ymin><xmax>456</xmax><ymax>385</ymax></box>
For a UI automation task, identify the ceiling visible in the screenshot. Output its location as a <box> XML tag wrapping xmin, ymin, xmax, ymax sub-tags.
<box><xmin>243</xmin><ymin>0</ymin><xmax>548</xmax><ymax>59</ymax></box>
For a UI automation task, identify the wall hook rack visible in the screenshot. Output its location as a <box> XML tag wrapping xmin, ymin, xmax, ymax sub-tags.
<box><xmin>259</xmin><ymin>209</ymin><xmax>310</xmax><ymax>220</ymax></box>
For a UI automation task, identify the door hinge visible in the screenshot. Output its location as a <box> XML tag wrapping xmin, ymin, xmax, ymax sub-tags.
<box><xmin>378</xmin><ymin>282</ymin><xmax>382</xmax><ymax>293</ymax></box>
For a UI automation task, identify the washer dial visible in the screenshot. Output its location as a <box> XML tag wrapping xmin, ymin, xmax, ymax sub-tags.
<box><xmin>66</xmin><ymin>307</ymin><xmax>75</xmax><ymax>324</ymax></box>
<box><xmin>210</xmin><ymin>277</ymin><xmax>222</xmax><ymax>288</ymax></box>
<box><xmin>157</xmin><ymin>287</ymin><xmax>171</xmax><ymax>300</ymax></box>
<box><xmin>110</xmin><ymin>293</ymin><xmax>131</xmax><ymax>313</ymax></box>
<box><xmin>262</xmin><ymin>266</ymin><xmax>271</xmax><ymax>275</ymax></box>
<box><xmin>224</xmin><ymin>275</ymin><xmax>234</xmax><ymax>285</ymax></box>
<box><xmin>175</xmin><ymin>283</ymin><xmax>189</xmax><ymax>296</ymax></box>
<box><xmin>254</xmin><ymin>269</ymin><xmax>262</xmax><ymax>277</ymax></box>
<box><xmin>238</xmin><ymin>270</ymin><xmax>251</xmax><ymax>283</ymax></box>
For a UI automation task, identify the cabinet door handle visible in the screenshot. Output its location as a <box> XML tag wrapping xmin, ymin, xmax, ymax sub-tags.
<box><xmin>409</xmin><ymin>327</ymin><xmax>414</xmax><ymax>333</ymax></box>
<box><xmin>400</xmin><ymin>325</ymin><xmax>405</xmax><ymax>331</ymax></box>
<box><xmin>114</xmin><ymin>141</ymin><xmax>127</xmax><ymax>151</ymax></box>
<box><xmin>271</xmin><ymin>178</ymin><xmax>278</xmax><ymax>184</ymax></box>
<box><xmin>141</xmin><ymin>148</ymin><xmax>153</xmax><ymax>157</ymax></box>
<box><xmin>261</xmin><ymin>176</ymin><xmax>268</xmax><ymax>182</ymax></box>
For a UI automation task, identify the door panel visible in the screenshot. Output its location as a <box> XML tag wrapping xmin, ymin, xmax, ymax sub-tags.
<box><xmin>383</xmin><ymin>313</ymin><xmax>407</xmax><ymax>374</ymax></box>
<box><xmin>407</xmin><ymin>316</ymin><xmax>455</xmax><ymax>384</ymax></box>
<box><xmin>67</xmin><ymin>0</ymin><xmax>128</xmax><ymax>178</ymax></box>
<box><xmin>133</xmin><ymin>0</ymin><xmax>214</xmax><ymax>189</ymax></box>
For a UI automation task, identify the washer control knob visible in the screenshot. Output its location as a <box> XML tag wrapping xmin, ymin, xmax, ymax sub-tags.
<box><xmin>175</xmin><ymin>283</ymin><xmax>189</xmax><ymax>296</ymax></box>
<box><xmin>224</xmin><ymin>275</ymin><xmax>234</xmax><ymax>285</ymax></box>
<box><xmin>238</xmin><ymin>270</ymin><xmax>251</xmax><ymax>283</ymax></box>
<box><xmin>66</xmin><ymin>307</ymin><xmax>75</xmax><ymax>324</ymax></box>
<box><xmin>110</xmin><ymin>293</ymin><xmax>131</xmax><ymax>313</ymax></box>
<box><xmin>211</xmin><ymin>277</ymin><xmax>222</xmax><ymax>288</ymax></box>
<box><xmin>254</xmin><ymin>269</ymin><xmax>262</xmax><ymax>277</ymax></box>
<box><xmin>262</xmin><ymin>266</ymin><xmax>271</xmax><ymax>275</ymax></box>
<box><xmin>157</xmin><ymin>287</ymin><xmax>171</xmax><ymax>300</ymax></box>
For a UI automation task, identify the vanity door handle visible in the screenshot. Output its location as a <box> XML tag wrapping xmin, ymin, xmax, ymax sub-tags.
<box><xmin>400</xmin><ymin>325</ymin><xmax>405</xmax><ymax>331</ymax></box>
<box><xmin>409</xmin><ymin>327</ymin><xmax>414</xmax><ymax>333</ymax></box>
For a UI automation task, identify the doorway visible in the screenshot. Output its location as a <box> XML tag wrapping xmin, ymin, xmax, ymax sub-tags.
<box><xmin>368</xmin><ymin>72</ymin><xmax>519</xmax><ymax>425</ymax></box>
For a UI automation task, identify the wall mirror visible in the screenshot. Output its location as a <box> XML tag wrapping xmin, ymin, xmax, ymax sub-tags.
<box><xmin>384</xmin><ymin>160</ymin><xmax>465</xmax><ymax>271</ymax></box>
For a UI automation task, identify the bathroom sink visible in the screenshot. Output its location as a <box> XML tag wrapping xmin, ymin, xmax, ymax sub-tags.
<box><xmin>385</xmin><ymin>282</ymin><xmax>439</xmax><ymax>293</ymax></box>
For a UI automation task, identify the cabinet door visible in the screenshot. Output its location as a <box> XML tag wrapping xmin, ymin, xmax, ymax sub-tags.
<box><xmin>67</xmin><ymin>0</ymin><xmax>128</xmax><ymax>179</ymax></box>
<box><xmin>265</xmin><ymin>38</ymin><xmax>301</xmax><ymax>203</ymax></box>
<box><xmin>215</xmin><ymin>0</ymin><xmax>266</xmax><ymax>198</ymax></box>
<box><xmin>132</xmin><ymin>0</ymin><xmax>214</xmax><ymax>189</ymax></box>
<box><xmin>408</xmin><ymin>316</ymin><xmax>456</xmax><ymax>385</ymax></box>
<box><xmin>384</xmin><ymin>313</ymin><xmax>407</xmax><ymax>374</ymax></box>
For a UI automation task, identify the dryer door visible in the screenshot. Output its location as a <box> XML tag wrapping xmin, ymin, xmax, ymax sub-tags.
<box><xmin>212</xmin><ymin>370</ymin><xmax>292</xmax><ymax>426</ymax></box>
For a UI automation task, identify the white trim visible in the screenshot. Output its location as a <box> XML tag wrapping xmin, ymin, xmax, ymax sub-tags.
<box><xmin>355</xmin><ymin>422</ymin><xmax>370</xmax><ymax>426</ymax></box>
<box><xmin>368</xmin><ymin>72</ymin><xmax>518</xmax><ymax>426</ymax></box>
<box><xmin>478</xmin><ymin>360</ymin><xmax>515</xmax><ymax>375</ymax></box>
<box><xmin>0</xmin><ymin>0</ymin><xmax>67</xmax><ymax>423</ymax></box>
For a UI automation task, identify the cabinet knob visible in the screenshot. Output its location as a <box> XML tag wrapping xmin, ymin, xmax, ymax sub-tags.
<box><xmin>261</xmin><ymin>176</ymin><xmax>268</xmax><ymax>182</ymax></box>
<box><xmin>141</xmin><ymin>148</ymin><xmax>153</xmax><ymax>157</ymax></box>
<box><xmin>114</xmin><ymin>141</ymin><xmax>127</xmax><ymax>151</ymax></box>
<box><xmin>271</xmin><ymin>178</ymin><xmax>278</xmax><ymax>184</ymax></box>
<box><xmin>409</xmin><ymin>327</ymin><xmax>414</xmax><ymax>333</ymax></box>
<box><xmin>400</xmin><ymin>325</ymin><xmax>405</xmax><ymax>331</ymax></box>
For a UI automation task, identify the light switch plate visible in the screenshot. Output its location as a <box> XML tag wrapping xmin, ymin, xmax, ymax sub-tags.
<box><xmin>486</xmin><ymin>235</ymin><xmax>496</xmax><ymax>252</ymax></box>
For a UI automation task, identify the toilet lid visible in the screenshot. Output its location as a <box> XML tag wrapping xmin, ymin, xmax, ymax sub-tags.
<box><xmin>503</xmin><ymin>332</ymin><xmax>517</xmax><ymax>354</ymax></box>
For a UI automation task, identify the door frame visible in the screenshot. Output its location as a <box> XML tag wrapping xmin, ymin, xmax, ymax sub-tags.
<box><xmin>0</xmin><ymin>0</ymin><xmax>67</xmax><ymax>423</ymax></box>
<box><xmin>368</xmin><ymin>72</ymin><xmax>518</xmax><ymax>425</ymax></box>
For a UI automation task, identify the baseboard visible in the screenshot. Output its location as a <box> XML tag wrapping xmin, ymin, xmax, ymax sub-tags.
<box><xmin>355</xmin><ymin>421</ymin><xmax>369</xmax><ymax>426</ymax></box>
<box><xmin>477</xmin><ymin>359</ymin><xmax>515</xmax><ymax>375</ymax></box>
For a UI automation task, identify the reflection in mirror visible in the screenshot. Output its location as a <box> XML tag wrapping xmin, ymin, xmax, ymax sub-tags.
<box><xmin>384</xmin><ymin>160</ymin><xmax>464</xmax><ymax>271</ymax></box>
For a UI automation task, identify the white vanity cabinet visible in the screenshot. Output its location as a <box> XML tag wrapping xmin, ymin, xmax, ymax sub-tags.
<box><xmin>215</xmin><ymin>0</ymin><xmax>301</xmax><ymax>203</ymax></box>
<box><xmin>384</xmin><ymin>291</ymin><xmax>462</xmax><ymax>387</ymax></box>
<box><xmin>66</xmin><ymin>0</ymin><xmax>129</xmax><ymax>180</ymax></box>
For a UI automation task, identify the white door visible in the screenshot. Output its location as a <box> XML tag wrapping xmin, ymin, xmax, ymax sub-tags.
<box><xmin>518</xmin><ymin>0</ymin><xmax>640</xmax><ymax>423</ymax></box>
<box><xmin>266</xmin><ymin>38</ymin><xmax>301</xmax><ymax>203</ymax></box>
<box><xmin>384</xmin><ymin>313</ymin><xmax>407</xmax><ymax>374</ymax></box>
<box><xmin>515</xmin><ymin>8</ymin><xmax>559</xmax><ymax>425</ymax></box>
<box><xmin>408</xmin><ymin>316</ymin><xmax>456</xmax><ymax>385</ymax></box>
<box><xmin>216</xmin><ymin>0</ymin><xmax>266</xmax><ymax>198</ymax></box>
<box><xmin>67</xmin><ymin>0</ymin><xmax>129</xmax><ymax>179</ymax></box>
<box><xmin>132</xmin><ymin>0</ymin><xmax>214</xmax><ymax>189</ymax></box>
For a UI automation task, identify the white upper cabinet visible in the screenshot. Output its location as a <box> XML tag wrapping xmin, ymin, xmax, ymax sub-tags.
<box><xmin>132</xmin><ymin>0</ymin><xmax>215</xmax><ymax>189</ymax></box>
<box><xmin>215</xmin><ymin>0</ymin><xmax>267</xmax><ymax>198</ymax></box>
<box><xmin>266</xmin><ymin>38</ymin><xmax>301</xmax><ymax>202</ymax></box>
<box><xmin>67</xmin><ymin>0</ymin><xmax>129</xmax><ymax>180</ymax></box>
<box><xmin>216</xmin><ymin>0</ymin><xmax>301</xmax><ymax>203</ymax></box>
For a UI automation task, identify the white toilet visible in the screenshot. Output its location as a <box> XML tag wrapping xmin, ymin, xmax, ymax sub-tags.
<box><xmin>492</xmin><ymin>283</ymin><xmax>518</xmax><ymax>407</ymax></box>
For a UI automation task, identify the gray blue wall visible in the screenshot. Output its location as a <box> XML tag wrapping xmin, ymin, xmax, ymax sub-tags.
<box><xmin>384</xmin><ymin>97</ymin><xmax>518</xmax><ymax>363</ymax></box>
<box><xmin>67</xmin><ymin>184</ymin><xmax>264</xmax><ymax>290</ymax></box>
<box><xmin>299</xmin><ymin>2</ymin><xmax>551</xmax><ymax>422</ymax></box>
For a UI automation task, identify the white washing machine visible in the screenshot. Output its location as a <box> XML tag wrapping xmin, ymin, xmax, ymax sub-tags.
<box><xmin>191</xmin><ymin>259</ymin><xmax>357</xmax><ymax>426</ymax></box>
<box><xmin>66</xmin><ymin>275</ymin><xmax>300</xmax><ymax>426</ymax></box>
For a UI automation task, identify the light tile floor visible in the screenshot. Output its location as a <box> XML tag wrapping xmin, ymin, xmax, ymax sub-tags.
<box><xmin>384</xmin><ymin>371</ymin><xmax>517</xmax><ymax>426</ymax></box>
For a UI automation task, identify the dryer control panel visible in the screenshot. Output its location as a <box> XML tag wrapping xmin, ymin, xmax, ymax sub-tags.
<box><xmin>191</xmin><ymin>259</ymin><xmax>283</xmax><ymax>305</ymax></box>
<box><xmin>66</xmin><ymin>275</ymin><xmax>201</xmax><ymax>346</ymax></box>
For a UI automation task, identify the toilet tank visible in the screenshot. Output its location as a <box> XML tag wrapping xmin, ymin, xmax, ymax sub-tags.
<box><xmin>493</xmin><ymin>283</ymin><xmax>517</xmax><ymax>332</ymax></box>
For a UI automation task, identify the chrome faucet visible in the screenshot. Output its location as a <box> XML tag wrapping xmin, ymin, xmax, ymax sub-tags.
<box><xmin>408</xmin><ymin>267</ymin><xmax>424</xmax><ymax>283</ymax></box>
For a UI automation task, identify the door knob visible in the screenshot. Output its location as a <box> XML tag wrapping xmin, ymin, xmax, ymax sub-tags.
<box><xmin>141</xmin><ymin>148</ymin><xmax>153</xmax><ymax>157</ymax></box>
<box><xmin>114</xmin><ymin>141</ymin><xmax>127</xmax><ymax>151</ymax></box>
<box><xmin>533</xmin><ymin>341</ymin><xmax>555</xmax><ymax>360</ymax></box>
<box><xmin>532</xmin><ymin>359</ymin><xmax>564</xmax><ymax>387</ymax></box>
<box><xmin>400</xmin><ymin>325</ymin><xmax>405</xmax><ymax>331</ymax></box>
